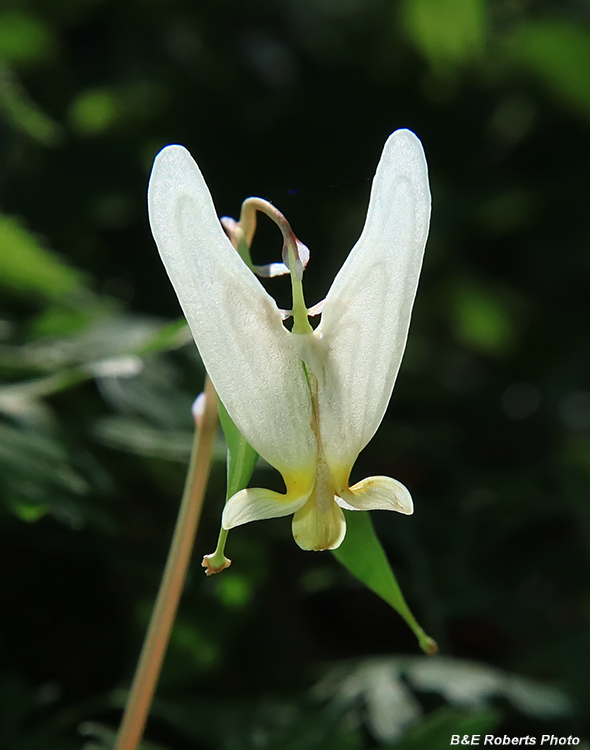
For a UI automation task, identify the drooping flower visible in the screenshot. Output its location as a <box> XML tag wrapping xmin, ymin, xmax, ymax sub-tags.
<box><xmin>148</xmin><ymin>129</ymin><xmax>431</xmax><ymax>551</ymax></box>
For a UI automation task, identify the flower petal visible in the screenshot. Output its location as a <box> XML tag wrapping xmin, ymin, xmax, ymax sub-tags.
<box><xmin>148</xmin><ymin>145</ymin><xmax>316</xmax><ymax>477</ymax></box>
<box><xmin>337</xmin><ymin>476</ymin><xmax>414</xmax><ymax>515</ymax></box>
<box><xmin>222</xmin><ymin>486</ymin><xmax>309</xmax><ymax>529</ymax></box>
<box><xmin>317</xmin><ymin>129</ymin><xmax>431</xmax><ymax>470</ymax></box>
<box><xmin>292</xmin><ymin>496</ymin><xmax>347</xmax><ymax>551</ymax></box>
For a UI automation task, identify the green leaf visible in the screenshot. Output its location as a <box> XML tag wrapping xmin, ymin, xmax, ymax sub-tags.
<box><xmin>202</xmin><ymin>399</ymin><xmax>259</xmax><ymax>572</ymax></box>
<box><xmin>217</xmin><ymin>399</ymin><xmax>258</xmax><ymax>500</ymax></box>
<box><xmin>0</xmin><ymin>215</ymin><xmax>81</xmax><ymax>298</ymax></box>
<box><xmin>332</xmin><ymin>512</ymin><xmax>437</xmax><ymax>655</ymax></box>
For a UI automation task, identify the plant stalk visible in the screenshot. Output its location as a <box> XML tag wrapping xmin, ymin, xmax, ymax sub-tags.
<box><xmin>114</xmin><ymin>375</ymin><xmax>218</xmax><ymax>750</ymax></box>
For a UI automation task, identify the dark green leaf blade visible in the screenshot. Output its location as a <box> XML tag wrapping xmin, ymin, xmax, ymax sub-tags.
<box><xmin>333</xmin><ymin>511</ymin><xmax>437</xmax><ymax>655</ymax></box>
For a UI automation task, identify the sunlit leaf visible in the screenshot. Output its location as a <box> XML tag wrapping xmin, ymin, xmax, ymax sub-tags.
<box><xmin>332</xmin><ymin>512</ymin><xmax>437</xmax><ymax>654</ymax></box>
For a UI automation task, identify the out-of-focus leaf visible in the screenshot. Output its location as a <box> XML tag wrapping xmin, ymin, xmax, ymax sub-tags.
<box><xmin>0</xmin><ymin>421</ymin><xmax>114</xmax><ymax>528</ymax></box>
<box><xmin>502</xmin><ymin>675</ymin><xmax>573</xmax><ymax>718</ymax></box>
<box><xmin>508</xmin><ymin>20</ymin><xmax>590</xmax><ymax>120</ymax></box>
<box><xmin>0</xmin><ymin>422</ymin><xmax>89</xmax><ymax>497</ymax></box>
<box><xmin>6</xmin><ymin>498</ymin><xmax>47</xmax><ymax>522</ymax></box>
<box><xmin>22</xmin><ymin>316</ymin><xmax>186</xmax><ymax>372</ymax></box>
<box><xmin>316</xmin><ymin>659</ymin><xmax>422</xmax><ymax>742</ymax></box>
<box><xmin>0</xmin><ymin>12</ymin><xmax>56</xmax><ymax>67</ymax></box>
<box><xmin>332</xmin><ymin>512</ymin><xmax>437</xmax><ymax>654</ymax></box>
<box><xmin>93</xmin><ymin>416</ymin><xmax>194</xmax><ymax>461</ymax></box>
<box><xmin>95</xmin><ymin>356</ymin><xmax>187</xmax><ymax>427</ymax></box>
<box><xmin>318</xmin><ymin>656</ymin><xmax>571</xmax><ymax>747</ymax></box>
<box><xmin>408</xmin><ymin>657</ymin><xmax>500</xmax><ymax>708</ymax></box>
<box><xmin>0</xmin><ymin>371</ymin><xmax>90</xmax><ymax>416</ymax></box>
<box><xmin>31</xmin><ymin>298</ymin><xmax>114</xmax><ymax>338</ymax></box>
<box><xmin>401</xmin><ymin>0</ymin><xmax>485</xmax><ymax>71</ymax></box>
<box><xmin>560</xmin><ymin>434</ymin><xmax>590</xmax><ymax>478</ymax></box>
<box><xmin>476</xmin><ymin>189</ymin><xmax>535</xmax><ymax>236</ymax></box>
<box><xmin>149</xmin><ymin>693</ymin><xmax>362</xmax><ymax>750</ymax></box>
<box><xmin>406</xmin><ymin>657</ymin><xmax>573</xmax><ymax>717</ymax></box>
<box><xmin>215</xmin><ymin>571</ymin><xmax>253</xmax><ymax>608</ymax></box>
<box><xmin>169</xmin><ymin>615</ymin><xmax>221</xmax><ymax>670</ymax></box>
<box><xmin>80</xmin><ymin>721</ymin><xmax>170</xmax><ymax>750</ymax></box>
<box><xmin>137</xmin><ymin>319</ymin><xmax>191</xmax><ymax>355</ymax></box>
<box><xmin>388</xmin><ymin>705</ymin><xmax>500</xmax><ymax>750</ymax></box>
<box><xmin>449</xmin><ymin>278</ymin><xmax>517</xmax><ymax>356</ymax></box>
<box><xmin>69</xmin><ymin>88</ymin><xmax>120</xmax><ymax>136</ymax></box>
<box><xmin>0</xmin><ymin>214</ymin><xmax>81</xmax><ymax>298</ymax></box>
<box><xmin>0</xmin><ymin>66</ymin><xmax>62</xmax><ymax>145</ymax></box>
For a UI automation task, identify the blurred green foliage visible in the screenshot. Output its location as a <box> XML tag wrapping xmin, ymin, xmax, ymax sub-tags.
<box><xmin>1</xmin><ymin>0</ymin><xmax>590</xmax><ymax>747</ymax></box>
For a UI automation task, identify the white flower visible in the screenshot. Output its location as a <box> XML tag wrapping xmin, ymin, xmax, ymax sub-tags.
<box><xmin>148</xmin><ymin>129</ymin><xmax>431</xmax><ymax>551</ymax></box>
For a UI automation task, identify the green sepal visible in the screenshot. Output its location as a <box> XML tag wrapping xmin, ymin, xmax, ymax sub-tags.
<box><xmin>332</xmin><ymin>511</ymin><xmax>437</xmax><ymax>655</ymax></box>
<box><xmin>217</xmin><ymin>399</ymin><xmax>258</xmax><ymax>500</ymax></box>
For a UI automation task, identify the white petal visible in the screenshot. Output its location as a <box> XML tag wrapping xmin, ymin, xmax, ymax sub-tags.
<box><xmin>148</xmin><ymin>146</ymin><xmax>316</xmax><ymax>476</ymax></box>
<box><xmin>317</xmin><ymin>129</ymin><xmax>431</xmax><ymax>469</ymax></box>
<box><xmin>254</xmin><ymin>262</ymin><xmax>290</xmax><ymax>277</ymax></box>
<box><xmin>336</xmin><ymin>475</ymin><xmax>414</xmax><ymax>514</ymax></box>
<box><xmin>222</xmin><ymin>486</ymin><xmax>309</xmax><ymax>529</ymax></box>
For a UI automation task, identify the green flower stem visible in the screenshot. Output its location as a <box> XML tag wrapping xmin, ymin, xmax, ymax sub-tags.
<box><xmin>114</xmin><ymin>375</ymin><xmax>218</xmax><ymax>750</ymax></box>
<box><xmin>243</xmin><ymin>198</ymin><xmax>313</xmax><ymax>327</ymax></box>
<box><xmin>288</xmin><ymin>246</ymin><xmax>313</xmax><ymax>334</ymax></box>
<box><xmin>203</xmin><ymin>527</ymin><xmax>230</xmax><ymax>573</ymax></box>
<box><xmin>220</xmin><ymin>217</ymin><xmax>256</xmax><ymax>271</ymax></box>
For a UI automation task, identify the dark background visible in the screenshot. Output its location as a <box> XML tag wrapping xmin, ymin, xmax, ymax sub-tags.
<box><xmin>0</xmin><ymin>0</ymin><xmax>589</xmax><ymax>747</ymax></box>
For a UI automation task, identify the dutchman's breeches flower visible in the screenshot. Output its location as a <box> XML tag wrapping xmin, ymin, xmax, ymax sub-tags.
<box><xmin>148</xmin><ymin>129</ymin><xmax>431</xmax><ymax>552</ymax></box>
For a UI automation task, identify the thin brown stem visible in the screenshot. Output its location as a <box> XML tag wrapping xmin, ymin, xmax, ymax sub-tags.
<box><xmin>238</xmin><ymin>197</ymin><xmax>309</xmax><ymax>282</ymax></box>
<box><xmin>114</xmin><ymin>375</ymin><xmax>218</xmax><ymax>750</ymax></box>
<box><xmin>239</xmin><ymin>197</ymin><xmax>293</xmax><ymax>247</ymax></box>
